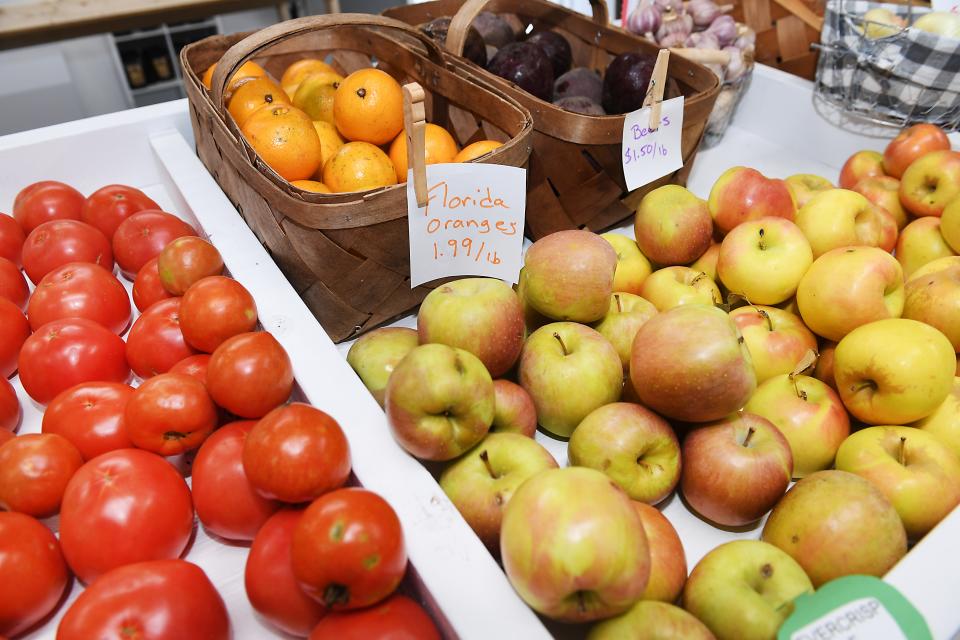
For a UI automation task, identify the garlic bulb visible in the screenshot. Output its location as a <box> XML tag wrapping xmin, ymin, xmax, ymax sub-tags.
<box><xmin>659</xmin><ymin>31</ymin><xmax>689</xmax><ymax>47</ymax></box>
<box><xmin>654</xmin><ymin>0</ymin><xmax>684</xmax><ymax>15</ymax></box>
<box><xmin>656</xmin><ymin>10</ymin><xmax>694</xmax><ymax>43</ymax></box>
<box><xmin>687</xmin><ymin>0</ymin><xmax>722</xmax><ymax>28</ymax></box>
<box><xmin>707</xmin><ymin>14</ymin><xmax>737</xmax><ymax>46</ymax></box>
<box><xmin>723</xmin><ymin>45</ymin><xmax>747</xmax><ymax>81</ymax></box>
<box><xmin>734</xmin><ymin>25</ymin><xmax>756</xmax><ymax>51</ymax></box>
<box><xmin>627</xmin><ymin>1</ymin><xmax>663</xmax><ymax>35</ymax></box>
<box><xmin>686</xmin><ymin>31</ymin><xmax>721</xmax><ymax>49</ymax></box>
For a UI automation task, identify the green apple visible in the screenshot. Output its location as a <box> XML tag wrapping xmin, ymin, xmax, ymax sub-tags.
<box><xmin>717</xmin><ymin>217</ymin><xmax>813</xmax><ymax>305</ymax></box>
<box><xmin>785</xmin><ymin>173</ymin><xmax>833</xmax><ymax>208</ymax></box>
<box><xmin>895</xmin><ymin>217</ymin><xmax>955</xmax><ymax>278</ymax></box>
<box><xmin>634</xmin><ymin>185</ymin><xmax>714</xmax><ymax>266</ymax></box>
<box><xmin>632</xmin><ymin>501</ymin><xmax>687</xmax><ymax>603</ymax></box>
<box><xmin>568</xmin><ymin>402</ymin><xmax>680</xmax><ymax>504</ymax></box>
<box><xmin>500</xmin><ymin>467</ymin><xmax>650</xmax><ymax>622</ymax></box>
<box><xmin>492</xmin><ymin>379</ymin><xmax>537</xmax><ymax>437</ymax></box>
<box><xmin>903</xmin><ymin>256</ymin><xmax>960</xmax><ymax>351</ymax></box>
<box><xmin>591</xmin><ymin>293</ymin><xmax>658</xmax><ymax>370</ymax></box>
<box><xmin>795</xmin><ymin>189</ymin><xmax>897</xmax><ymax>257</ymax></box>
<box><xmin>519</xmin><ymin>322</ymin><xmax>622</xmax><ymax>438</ymax></box>
<box><xmin>762</xmin><ymin>470</ymin><xmax>907</xmax><ymax>587</ymax></box>
<box><xmin>346</xmin><ymin>327</ymin><xmax>419</xmax><ymax>406</ymax></box>
<box><xmin>587</xmin><ymin>600</ymin><xmax>713</xmax><ymax>640</ymax></box>
<box><xmin>439</xmin><ymin>432</ymin><xmax>558</xmax><ymax>548</ymax></box>
<box><xmin>417</xmin><ymin>277</ymin><xmax>525</xmax><ymax>377</ymax></box>
<box><xmin>835</xmin><ymin>425</ymin><xmax>960</xmax><ymax>539</ymax></box>
<box><xmin>729</xmin><ymin>305</ymin><xmax>818</xmax><ymax>384</ymax></box>
<box><xmin>384</xmin><ymin>343</ymin><xmax>493</xmax><ymax>461</ymax></box>
<box><xmin>913</xmin><ymin>377</ymin><xmax>960</xmax><ymax>457</ymax></box>
<box><xmin>682</xmin><ymin>540</ymin><xmax>813</xmax><ymax>640</ymax></box>
<box><xmin>639</xmin><ymin>266</ymin><xmax>722</xmax><ymax>312</ymax></box>
<box><xmin>601</xmin><ymin>232</ymin><xmax>653</xmax><ymax>295</ymax></box>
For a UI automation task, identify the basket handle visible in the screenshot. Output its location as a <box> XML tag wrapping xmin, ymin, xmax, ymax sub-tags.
<box><xmin>446</xmin><ymin>0</ymin><xmax>610</xmax><ymax>57</ymax></box>
<box><xmin>210</xmin><ymin>13</ymin><xmax>448</xmax><ymax>114</ymax></box>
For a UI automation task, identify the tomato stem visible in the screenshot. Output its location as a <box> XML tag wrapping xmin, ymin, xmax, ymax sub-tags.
<box><xmin>323</xmin><ymin>583</ymin><xmax>351</xmax><ymax>607</ymax></box>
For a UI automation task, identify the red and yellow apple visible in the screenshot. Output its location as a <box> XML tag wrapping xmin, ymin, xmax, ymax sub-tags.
<box><xmin>631</xmin><ymin>502</ymin><xmax>687</xmax><ymax>603</ymax></box>
<box><xmin>839</xmin><ymin>149</ymin><xmax>886</xmax><ymax>189</ymax></box>
<box><xmin>895</xmin><ymin>216</ymin><xmax>956</xmax><ymax>277</ymax></box>
<box><xmin>708</xmin><ymin>166</ymin><xmax>797</xmax><ymax>236</ymax></box>
<box><xmin>729</xmin><ymin>305</ymin><xmax>818</xmax><ymax>384</ymax></box>
<box><xmin>814</xmin><ymin>339</ymin><xmax>838</xmax><ymax>390</ymax></box>
<box><xmin>899</xmin><ymin>150</ymin><xmax>960</xmax><ymax>217</ymax></box>
<box><xmin>588</xmin><ymin>600</ymin><xmax>712</xmax><ymax>640</ymax></box>
<box><xmin>938</xmin><ymin>196</ymin><xmax>960</xmax><ymax>253</ymax></box>
<box><xmin>785</xmin><ymin>173</ymin><xmax>834</xmax><ymax>208</ymax></box>
<box><xmin>852</xmin><ymin>175</ymin><xmax>909</xmax><ymax>230</ymax></box>
<box><xmin>883</xmin><ymin>123</ymin><xmax>951</xmax><ymax>179</ymax></box>
<box><xmin>913</xmin><ymin>377</ymin><xmax>960</xmax><ymax>457</ymax></box>
<box><xmin>903</xmin><ymin>256</ymin><xmax>960</xmax><ymax>351</ymax></box>
<box><xmin>601</xmin><ymin>232</ymin><xmax>653</xmax><ymax>295</ymax></box>
<box><xmin>795</xmin><ymin>189</ymin><xmax>897</xmax><ymax>257</ymax></box>
<box><xmin>689</xmin><ymin>242</ymin><xmax>720</xmax><ymax>281</ymax></box>
<box><xmin>491</xmin><ymin>379</ymin><xmax>537</xmax><ymax>437</ymax></box>
<box><xmin>591</xmin><ymin>293</ymin><xmax>657</xmax><ymax>370</ymax></box>
<box><xmin>346</xmin><ymin>326</ymin><xmax>419</xmax><ymax>406</ymax></box>
<box><xmin>634</xmin><ymin>185</ymin><xmax>713</xmax><ymax>266</ymax></box>
<box><xmin>639</xmin><ymin>266</ymin><xmax>721</xmax><ymax>311</ymax></box>
<box><xmin>717</xmin><ymin>217</ymin><xmax>813</xmax><ymax>305</ymax></box>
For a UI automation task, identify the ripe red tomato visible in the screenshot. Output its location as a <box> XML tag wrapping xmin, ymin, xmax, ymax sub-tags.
<box><xmin>57</xmin><ymin>559</ymin><xmax>229</xmax><ymax>640</ymax></box>
<box><xmin>243</xmin><ymin>403</ymin><xmax>350</xmax><ymax>502</ymax></box>
<box><xmin>0</xmin><ymin>433</ymin><xmax>83</xmax><ymax>518</ymax></box>
<box><xmin>132</xmin><ymin>256</ymin><xmax>173</xmax><ymax>312</ymax></box>
<box><xmin>12</xmin><ymin>181</ymin><xmax>84</xmax><ymax>233</ymax></box>
<box><xmin>0</xmin><ymin>258</ymin><xmax>27</xmax><ymax>309</ymax></box>
<box><xmin>81</xmin><ymin>184</ymin><xmax>160</xmax><ymax>239</ymax></box>
<box><xmin>158</xmin><ymin>236</ymin><xmax>224</xmax><ymax>295</ymax></box>
<box><xmin>168</xmin><ymin>353</ymin><xmax>211</xmax><ymax>383</ymax></box>
<box><xmin>112</xmin><ymin>211</ymin><xmax>196</xmax><ymax>278</ymax></box>
<box><xmin>0</xmin><ymin>214</ymin><xmax>25</xmax><ymax>266</ymax></box>
<box><xmin>245</xmin><ymin>509</ymin><xmax>327</xmax><ymax>636</ymax></box>
<box><xmin>27</xmin><ymin>262</ymin><xmax>131</xmax><ymax>334</ymax></box>
<box><xmin>0</xmin><ymin>299</ymin><xmax>30</xmax><ymax>378</ymax></box>
<box><xmin>125</xmin><ymin>298</ymin><xmax>197</xmax><ymax>378</ymax></box>
<box><xmin>59</xmin><ymin>448</ymin><xmax>194</xmax><ymax>584</ymax></box>
<box><xmin>309</xmin><ymin>595</ymin><xmax>441</xmax><ymax>640</ymax></box>
<box><xmin>0</xmin><ymin>430</ymin><xmax>13</xmax><ymax>448</ymax></box>
<box><xmin>180</xmin><ymin>276</ymin><xmax>258</xmax><ymax>352</ymax></box>
<box><xmin>18</xmin><ymin>318</ymin><xmax>129</xmax><ymax>405</ymax></box>
<box><xmin>125</xmin><ymin>373</ymin><xmax>217</xmax><ymax>456</ymax></box>
<box><xmin>0</xmin><ymin>378</ymin><xmax>18</xmax><ymax>433</ymax></box>
<box><xmin>0</xmin><ymin>512</ymin><xmax>70</xmax><ymax>637</ymax></box>
<box><xmin>21</xmin><ymin>219</ymin><xmax>113</xmax><ymax>285</ymax></box>
<box><xmin>193</xmin><ymin>420</ymin><xmax>279</xmax><ymax>541</ymax></box>
<box><xmin>292</xmin><ymin>488</ymin><xmax>406</xmax><ymax>610</ymax></box>
<box><xmin>42</xmin><ymin>382</ymin><xmax>134</xmax><ymax>460</ymax></box>
<box><xmin>207</xmin><ymin>331</ymin><xmax>293</xmax><ymax>418</ymax></box>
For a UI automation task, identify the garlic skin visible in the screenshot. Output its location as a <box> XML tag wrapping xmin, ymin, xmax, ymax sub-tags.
<box><xmin>654</xmin><ymin>0</ymin><xmax>685</xmax><ymax>14</ymax></box>
<box><xmin>723</xmin><ymin>45</ymin><xmax>747</xmax><ymax>81</ymax></box>
<box><xmin>686</xmin><ymin>31</ymin><xmax>721</xmax><ymax>49</ymax></box>
<box><xmin>688</xmin><ymin>0</ymin><xmax>722</xmax><ymax>28</ymax></box>
<box><xmin>656</xmin><ymin>10</ymin><xmax>694</xmax><ymax>43</ymax></box>
<box><xmin>659</xmin><ymin>31</ymin><xmax>689</xmax><ymax>47</ymax></box>
<box><xmin>706</xmin><ymin>14</ymin><xmax>738</xmax><ymax>46</ymax></box>
<box><xmin>734</xmin><ymin>26</ymin><xmax>756</xmax><ymax>51</ymax></box>
<box><xmin>627</xmin><ymin>1</ymin><xmax>663</xmax><ymax>35</ymax></box>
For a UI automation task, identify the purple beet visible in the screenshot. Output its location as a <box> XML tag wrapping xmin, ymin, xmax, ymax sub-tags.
<box><xmin>554</xmin><ymin>67</ymin><xmax>603</xmax><ymax>104</ymax></box>
<box><xmin>420</xmin><ymin>17</ymin><xmax>487</xmax><ymax>67</ymax></box>
<box><xmin>472</xmin><ymin>11</ymin><xmax>516</xmax><ymax>48</ymax></box>
<box><xmin>602</xmin><ymin>52</ymin><xmax>657</xmax><ymax>114</ymax></box>
<box><xmin>527</xmin><ymin>30</ymin><xmax>572</xmax><ymax>77</ymax></box>
<box><xmin>553</xmin><ymin>96</ymin><xmax>606</xmax><ymax>115</ymax></box>
<box><xmin>487</xmin><ymin>42</ymin><xmax>554</xmax><ymax>102</ymax></box>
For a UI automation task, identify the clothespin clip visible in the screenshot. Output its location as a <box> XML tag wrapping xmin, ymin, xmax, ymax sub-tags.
<box><xmin>403</xmin><ymin>82</ymin><xmax>428</xmax><ymax>207</ymax></box>
<box><xmin>643</xmin><ymin>49</ymin><xmax>670</xmax><ymax>132</ymax></box>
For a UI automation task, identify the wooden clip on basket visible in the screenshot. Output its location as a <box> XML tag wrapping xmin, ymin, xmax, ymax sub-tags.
<box><xmin>180</xmin><ymin>14</ymin><xmax>533</xmax><ymax>342</ymax></box>
<box><xmin>385</xmin><ymin>0</ymin><xmax>720</xmax><ymax>239</ymax></box>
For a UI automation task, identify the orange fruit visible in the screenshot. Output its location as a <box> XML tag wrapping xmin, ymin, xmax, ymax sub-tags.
<box><xmin>228</xmin><ymin>77</ymin><xmax>290</xmax><ymax>127</ymax></box>
<box><xmin>241</xmin><ymin>105</ymin><xmax>322</xmax><ymax>182</ymax></box>
<box><xmin>292</xmin><ymin>72</ymin><xmax>344</xmax><ymax>123</ymax></box>
<box><xmin>387</xmin><ymin>124</ymin><xmax>460</xmax><ymax>183</ymax></box>
<box><xmin>323</xmin><ymin>142</ymin><xmax>398</xmax><ymax>193</ymax></box>
<box><xmin>281</xmin><ymin>59</ymin><xmax>338</xmax><ymax>89</ymax></box>
<box><xmin>202</xmin><ymin>60</ymin><xmax>266</xmax><ymax>91</ymax></box>
<box><xmin>454</xmin><ymin>140</ymin><xmax>503</xmax><ymax>163</ymax></box>
<box><xmin>312</xmin><ymin>121</ymin><xmax>346</xmax><ymax>172</ymax></box>
<box><xmin>291</xmin><ymin>180</ymin><xmax>332</xmax><ymax>193</ymax></box>
<box><xmin>333</xmin><ymin>69</ymin><xmax>404</xmax><ymax>145</ymax></box>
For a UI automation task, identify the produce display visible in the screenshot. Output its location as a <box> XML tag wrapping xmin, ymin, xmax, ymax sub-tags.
<box><xmin>0</xmin><ymin>181</ymin><xmax>440</xmax><ymax>638</ymax></box>
<box><xmin>345</xmin><ymin>122</ymin><xmax>960</xmax><ymax>638</ymax></box>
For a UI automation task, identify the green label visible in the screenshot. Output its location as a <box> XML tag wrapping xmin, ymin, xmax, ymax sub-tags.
<box><xmin>778</xmin><ymin>575</ymin><xmax>931</xmax><ymax>640</ymax></box>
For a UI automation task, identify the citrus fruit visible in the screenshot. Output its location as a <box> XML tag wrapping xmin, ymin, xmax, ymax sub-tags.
<box><xmin>202</xmin><ymin>60</ymin><xmax>266</xmax><ymax>91</ymax></box>
<box><xmin>228</xmin><ymin>77</ymin><xmax>290</xmax><ymax>128</ymax></box>
<box><xmin>312</xmin><ymin>121</ymin><xmax>346</xmax><ymax>172</ymax></box>
<box><xmin>241</xmin><ymin>106</ymin><xmax>323</xmax><ymax>182</ymax></box>
<box><xmin>323</xmin><ymin>142</ymin><xmax>398</xmax><ymax>193</ymax></box>
<box><xmin>454</xmin><ymin>140</ymin><xmax>503</xmax><ymax>163</ymax></box>
<box><xmin>281</xmin><ymin>59</ymin><xmax>338</xmax><ymax>89</ymax></box>
<box><xmin>333</xmin><ymin>69</ymin><xmax>404</xmax><ymax>145</ymax></box>
<box><xmin>292</xmin><ymin>72</ymin><xmax>344</xmax><ymax>123</ymax></box>
<box><xmin>387</xmin><ymin>124</ymin><xmax>460</xmax><ymax>183</ymax></box>
<box><xmin>291</xmin><ymin>180</ymin><xmax>332</xmax><ymax>193</ymax></box>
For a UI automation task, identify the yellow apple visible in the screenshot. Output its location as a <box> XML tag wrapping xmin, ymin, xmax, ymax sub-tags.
<box><xmin>639</xmin><ymin>266</ymin><xmax>722</xmax><ymax>312</ymax></box>
<box><xmin>795</xmin><ymin>189</ymin><xmax>897</xmax><ymax>257</ymax></box>
<box><xmin>939</xmin><ymin>196</ymin><xmax>960</xmax><ymax>253</ymax></box>
<box><xmin>785</xmin><ymin>174</ymin><xmax>833</xmax><ymax>208</ymax></box>
<box><xmin>689</xmin><ymin>243</ymin><xmax>720</xmax><ymax>281</ymax></box>
<box><xmin>601</xmin><ymin>232</ymin><xmax>653</xmax><ymax>295</ymax></box>
<box><xmin>729</xmin><ymin>305</ymin><xmax>818</xmax><ymax>384</ymax></box>
<box><xmin>895</xmin><ymin>216</ymin><xmax>955</xmax><ymax>277</ymax></box>
<box><xmin>852</xmin><ymin>176</ymin><xmax>909</xmax><ymax>230</ymax></box>
<box><xmin>717</xmin><ymin>217</ymin><xmax>813</xmax><ymax>305</ymax></box>
<box><xmin>903</xmin><ymin>255</ymin><xmax>960</xmax><ymax>351</ymax></box>
<box><xmin>913</xmin><ymin>377</ymin><xmax>960</xmax><ymax>458</ymax></box>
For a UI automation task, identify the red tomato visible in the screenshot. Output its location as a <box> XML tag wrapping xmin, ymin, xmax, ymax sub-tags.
<box><xmin>18</xmin><ymin>318</ymin><xmax>129</xmax><ymax>405</ymax></box>
<box><xmin>125</xmin><ymin>373</ymin><xmax>217</xmax><ymax>456</ymax></box>
<box><xmin>0</xmin><ymin>299</ymin><xmax>30</xmax><ymax>378</ymax></box>
<box><xmin>180</xmin><ymin>276</ymin><xmax>258</xmax><ymax>352</ymax></box>
<box><xmin>168</xmin><ymin>353</ymin><xmax>211</xmax><ymax>383</ymax></box>
<box><xmin>132</xmin><ymin>256</ymin><xmax>173</xmax><ymax>312</ymax></box>
<box><xmin>0</xmin><ymin>214</ymin><xmax>25</xmax><ymax>266</ymax></box>
<box><xmin>207</xmin><ymin>331</ymin><xmax>293</xmax><ymax>418</ymax></box>
<box><xmin>59</xmin><ymin>448</ymin><xmax>193</xmax><ymax>584</ymax></box>
<box><xmin>57</xmin><ymin>559</ymin><xmax>229</xmax><ymax>640</ymax></box>
<box><xmin>242</xmin><ymin>403</ymin><xmax>350</xmax><ymax>503</ymax></box>
<box><xmin>112</xmin><ymin>211</ymin><xmax>196</xmax><ymax>279</ymax></box>
<box><xmin>0</xmin><ymin>512</ymin><xmax>70</xmax><ymax>637</ymax></box>
<box><xmin>0</xmin><ymin>257</ymin><xmax>28</xmax><ymax>309</ymax></box>
<box><xmin>42</xmin><ymin>382</ymin><xmax>134</xmax><ymax>461</ymax></box>
<box><xmin>0</xmin><ymin>378</ymin><xmax>18</xmax><ymax>433</ymax></box>
<box><xmin>309</xmin><ymin>595</ymin><xmax>441</xmax><ymax>640</ymax></box>
<box><xmin>81</xmin><ymin>184</ymin><xmax>160</xmax><ymax>239</ymax></box>
<box><xmin>292</xmin><ymin>488</ymin><xmax>406</xmax><ymax>609</ymax></box>
<box><xmin>158</xmin><ymin>236</ymin><xmax>224</xmax><ymax>296</ymax></box>
<box><xmin>193</xmin><ymin>420</ymin><xmax>279</xmax><ymax>540</ymax></box>
<box><xmin>245</xmin><ymin>509</ymin><xmax>327</xmax><ymax>636</ymax></box>
<box><xmin>0</xmin><ymin>430</ymin><xmax>13</xmax><ymax>448</ymax></box>
<box><xmin>125</xmin><ymin>298</ymin><xmax>197</xmax><ymax>378</ymax></box>
<box><xmin>12</xmin><ymin>181</ymin><xmax>84</xmax><ymax>233</ymax></box>
<box><xmin>0</xmin><ymin>433</ymin><xmax>83</xmax><ymax>518</ymax></box>
<box><xmin>27</xmin><ymin>262</ymin><xmax>131</xmax><ymax>334</ymax></box>
<box><xmin>21</xmin><ymin>219</ymin><xmax>113</xmax><ymax>285</ymax></box>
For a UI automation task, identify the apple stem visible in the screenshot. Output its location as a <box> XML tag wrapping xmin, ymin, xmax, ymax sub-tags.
<box><xmin>899</xmin><ymin>436</ymin><xmax>906</xmax><ymax>466</ymax></box>
<box><xmin>758</xmin><ymin>227</ymin><xmax>766</xmax><ymax>251</ymax></box>
<box><xmin>479</xmin><ymin>449</ymin><xmax>497</xmax><ymax>479</ymax></box>
<box><xmin>759</xmin><ymin>308</ymin><xmax>772</xmax><ymax>332</ymax></box>
<box><xmin>742</xmin><ymin>426</ymin><xmax>756</xmax><ymax>447</ymax></box>
<box><xmin>789</xmin><ymin>373</ymin><xmax>808</xmax><ymax>401</ymax></box>
<box><xmin>553</xmin><ymin>332</ymin><xmax>569</xmax><ymax>356</ymax></box>
<box><xmin>576</xmin><ymin>591</ymin><xmax>587</xmax><ymax>613</ymax></box>
<box><xmin>615</xmin><ymin>294</ymin><xmax>622</xmax><ymax>314</ymax></box>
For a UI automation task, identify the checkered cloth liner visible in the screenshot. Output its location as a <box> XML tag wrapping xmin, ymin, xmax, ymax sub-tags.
<box><xmin>815</xmin><ymin>0</ymin><xmax>960</xmax><ymax>127</ymax></box>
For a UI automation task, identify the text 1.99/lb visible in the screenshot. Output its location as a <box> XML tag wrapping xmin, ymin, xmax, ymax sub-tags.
<box><xmin>433</xmin><ymin>237</ymin><xmax>501</xmax><ymax>265</ymax></box>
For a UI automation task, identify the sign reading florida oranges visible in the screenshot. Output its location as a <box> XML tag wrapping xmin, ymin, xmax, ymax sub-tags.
<box><xmin>406</xmin><ymin>164</ymin><xmax>526</xmax><ymax>287</ymax></box>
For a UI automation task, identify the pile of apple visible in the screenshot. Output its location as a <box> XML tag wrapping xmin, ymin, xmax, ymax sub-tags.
<box><xmin>346</xmin><ymin>122</ymin><xmax>960</xmax><ymax>638</ymax></box>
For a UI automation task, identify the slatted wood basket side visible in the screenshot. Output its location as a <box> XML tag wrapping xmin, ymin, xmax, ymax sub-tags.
<box><xmin>180</xmin><ymin>16</ymin><xmax>532</xmax><ymax>342</ymax></box>
<box><xmin>731</xmin><ymin>0</ymin><xmax>825</xmax><ymax>79</ymax></box>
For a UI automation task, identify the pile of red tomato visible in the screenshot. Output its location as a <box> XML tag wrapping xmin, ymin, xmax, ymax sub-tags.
<box><xmin>0</xmin><ymin>181</ymin><xmax>440</xmax><ymax>640</ymax></box>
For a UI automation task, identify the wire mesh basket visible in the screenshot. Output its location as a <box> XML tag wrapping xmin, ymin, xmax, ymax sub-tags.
<box><xmin>813</xmin><ymin>0</ymin><xmax>960</xmax><ymax>131</ymax></box>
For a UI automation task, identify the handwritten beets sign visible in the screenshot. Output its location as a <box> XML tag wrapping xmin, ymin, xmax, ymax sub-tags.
<box><xmin>406</xmin><ymin>163</ymin><xmax>526</xmax><ymax>287</ymax></box>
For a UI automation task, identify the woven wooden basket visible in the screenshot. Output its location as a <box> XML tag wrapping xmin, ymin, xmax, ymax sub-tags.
<box><xmin>731</xmin><ymin>0</ymin><xmax>825</xmax><ymax>79</ymax></box>
<box><xmin>385</xmin><ymin>0</ymin><xmax>720</xmax><ymax>239</ymax></box>
<box><xmin>180</xmin><ymin>14</ymin><xmax>533</xmax><ymax>342</ymax></box>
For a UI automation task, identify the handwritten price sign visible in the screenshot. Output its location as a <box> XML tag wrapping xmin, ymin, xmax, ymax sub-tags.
<box><xmin>621</xmin><ymin>95</ymin><xmax>685</xmax><ymax>192</ymax></box>
<box><xmin>406</xmin><ymin>163</ymin><xmax>526</xmax><ymax>287</ymax></box>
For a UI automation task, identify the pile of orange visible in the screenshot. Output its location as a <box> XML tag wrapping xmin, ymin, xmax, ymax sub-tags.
<box><xmin>201</xmin><ymin>57</ymin><xmax>505</xmax><ymax>194</ymax></box>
